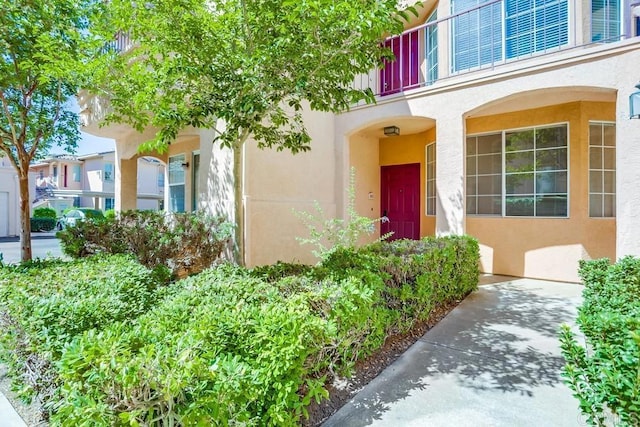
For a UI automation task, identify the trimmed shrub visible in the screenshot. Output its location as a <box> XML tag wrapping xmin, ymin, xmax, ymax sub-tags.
<box><xmin>560</xmin><ymin>257</ymin><xmax>640</xmax><ymax>426</ymax></box>
<box><xmin>0</xmin><ymin>255</ymin><xmax>171</xmax><ymax>409</ymax></box>
<box><xmin>57</xmin><ymin>210</ymin><xmax>234</xmax><ymax>277</ymax></box>
<box><xmin>30</xmin><ymin>217</ymin><xmax>56</xmax><ymax>232</ymax></box>
<box><xmin>33</xmin><ymin>207</ymin><xmax>57</xmax><ymax>219</ymax></box>
<box><xmin>2</xmin><ymin>235</ymin><xmax>480</xmax><ymax>425</ymax></box>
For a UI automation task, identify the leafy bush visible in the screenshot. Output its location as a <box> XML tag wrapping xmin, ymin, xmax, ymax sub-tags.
<box><xmin>560</xmin><ymin>257</ymin><xmax>640</xmax><ymax>426</ymax></box>
<box><xmin>57</xmin><ymin>210</ymin><xmax>234</xmax><ymax>277</ymax></box>
<box><xmin>0</xmin><ymin>255</ymin><xmax>171</xmax><ymax>410</ymax></box>
<box><xmin>104</xmin><ymin>209</ymin><xmax>115</xmax><ymax>219</ymax></box>
<box><xmin>30</xmin><ymin>217</ymin><xmax>56</xmax><ymax>232</ymax></box>
<box><xmin>2</xmin><ymin>235</ymin><xmax>479</xmax><ymax>425</ymax></box>
<box><xmin>33</xmin><ymin>207</ymin><xmax>57</xmax><ymax>219</ymax></box>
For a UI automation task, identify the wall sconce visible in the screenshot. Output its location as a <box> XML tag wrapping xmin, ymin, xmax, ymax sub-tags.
<box><xmin>630</xmin><ymin>82</ymin><xmax>640</xmax><ymax>119</ymax></box>
<box><xmin>181</xmin><ymin>162</ymin><xmax>190</xmax><ymax>169</ymax></box>
<box><xmin>383</xmin><ymin>125</ymin><xmax>400</xmax><ymax>136</ymax></box>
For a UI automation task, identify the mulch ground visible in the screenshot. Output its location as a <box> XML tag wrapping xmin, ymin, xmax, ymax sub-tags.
<box><xmin>303</xmin><ymin>300</ymin><xmax>461</xmax><ymax>426</ymax></box>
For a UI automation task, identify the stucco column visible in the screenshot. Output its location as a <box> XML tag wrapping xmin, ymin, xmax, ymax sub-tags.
<box><xmin>435</xmin><ymin>113</ymin><xmax>465</xmax><ymax>236</ymax></box>
<box><xmin>616</xmin><ymin>89</ymin><xmax>640</xmax><ymax>258</ymax></box>
<box><xmin>114</xmin><ymin>140</ymin><xmax>138</xmax><ymax>211</ymax></box>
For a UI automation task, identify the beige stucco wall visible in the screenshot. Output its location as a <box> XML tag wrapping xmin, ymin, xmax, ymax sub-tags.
<box><xmin>244</xmin><ymin>109</ymin><xmax>337</xmax><ymax>266</ymax></box>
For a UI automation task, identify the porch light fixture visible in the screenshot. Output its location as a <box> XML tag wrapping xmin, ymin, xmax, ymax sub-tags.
<box><xmin>181</xmin><ymin>161</ymin><xmax>190</xmax><ymax>168</ymax></box>
<box><xmin>630</xmin><ymin>82</ymin><xmax>640</xmax><ymax>119</ymax></box>
<box><xmin>384</xmin><ymin>125</ymin><xmax>400</xmax><ymax>136</ymax></box>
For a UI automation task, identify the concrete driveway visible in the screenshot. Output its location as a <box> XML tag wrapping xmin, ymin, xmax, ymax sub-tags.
<box><xmin>0</xmin><ymin>232</ymin><xmax>64</xmax><ymax>264</ymax></box>
<box><xmin>324</xmin><ymin>276</ymin><xmax>585</xmax><ymax>426</ymax></box>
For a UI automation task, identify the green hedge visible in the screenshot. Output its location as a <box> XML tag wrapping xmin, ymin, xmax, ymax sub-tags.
<box><xmin>0</xmin><ymin>255</ymin><xmax>171</xmax><ymax>404</ymax></box>
<box><xmin>560</xmin><ymin>257</ymin><xmax>640</xmax><ymax>426</ymax></box>
<box><xmin>33</xmin><ymin>207</ymin><xmax>57</xmax><ymax>219</ymax></box>
<box><xmin>1</xmin><ymin>235</ymin><xmax>479</xmax><ymax>425</ymax></box>
<box><xmin>30</xmin><ymin>217</ymin><xmax>56</xmax><ymax>232</ymax></box>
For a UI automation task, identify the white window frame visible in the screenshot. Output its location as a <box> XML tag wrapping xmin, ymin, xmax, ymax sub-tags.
<box><xmin>426</xmin><ymin>142</ymin><xmax>436</xmax><ymax>216</ymax></box>
<box><xmin>588</xmin><ymin>121</ymin><xmax>616</xmax><ymax>218</ymax></box>
<box><xmin>466</xmin><ymin>122</ymin><xmax>570</xmax><ymax>218</ymax></box>
<box><xmin>168</xmin><ymin>154</ymin><xmax>186</xmax><ymax>213</ymax></box>
<box><xmin>104</xmin><ymin>163</ymin><xmax>114</xmax><ymax>182</ymax></box>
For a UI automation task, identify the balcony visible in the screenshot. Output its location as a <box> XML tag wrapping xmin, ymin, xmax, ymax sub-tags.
<box><xmin>353</xmin><ymin>0</ymin><xmax>638</xmax><ymax>99</ymax></box>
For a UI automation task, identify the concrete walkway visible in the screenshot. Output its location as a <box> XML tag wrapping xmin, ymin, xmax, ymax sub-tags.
<box><xmin>324</xmin><ymin>276</ymin><xmax>585</xmax><ymax>427</ymax></box>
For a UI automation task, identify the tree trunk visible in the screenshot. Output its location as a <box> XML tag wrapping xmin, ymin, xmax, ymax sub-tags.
<box><xmin>233</xmin><ymin>144</ymin><xmax>244</xmax><ymax>265</ymax></box>
<box><xmin>18</xmin><ymin>172</ymin><xmax>32</xmax><ymax>262</ymax></box>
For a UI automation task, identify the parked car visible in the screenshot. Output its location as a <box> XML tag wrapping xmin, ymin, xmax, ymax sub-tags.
<box><xmin>56</xmin><ymin>208</ymin><xmax>105</xmax><ymax>230</ymax></box>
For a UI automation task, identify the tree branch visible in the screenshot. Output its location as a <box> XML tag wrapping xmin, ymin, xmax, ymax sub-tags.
<box><xmin>0</xmin><ymin>91</ymin><xmax>19</xmax><ymax>144</ymax></box>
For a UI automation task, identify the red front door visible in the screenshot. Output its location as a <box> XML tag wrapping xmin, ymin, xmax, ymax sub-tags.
<box><xmin>381</xmin><ymin>164</ymin><xmax>421</xmax><ymax>241</ymax></box>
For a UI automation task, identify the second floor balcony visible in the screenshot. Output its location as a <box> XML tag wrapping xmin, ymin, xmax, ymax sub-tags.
<box><xmin>354</xmin><ymin>0</ymin><xmax>639</xmax><ymax>99</ymax></box>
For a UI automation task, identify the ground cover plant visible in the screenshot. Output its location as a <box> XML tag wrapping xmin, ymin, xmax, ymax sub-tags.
<box><xmin>0</xmin><ymin>235</ymin><xmax>479</xmax><ymax>425</ymax></box>
<box><xmin>57</xmin><ymin>210</ymin><xmax>233</xmax><ymax>277</ymax></box>
<box><xmin>560</xmin><ymin>257</ymin><xmax>640</xmax><ymax>426</ymax></box>
<box><xmin>0</xmin><ymin>255</ymin><xmax>171</xmax><ymax>413</ymax></box>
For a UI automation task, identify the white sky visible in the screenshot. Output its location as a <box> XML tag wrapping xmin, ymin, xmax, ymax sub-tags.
<box><xmin>49</xmin><ymin>98</ymin><xmax>116</xmax><ymax>156</ymax></box>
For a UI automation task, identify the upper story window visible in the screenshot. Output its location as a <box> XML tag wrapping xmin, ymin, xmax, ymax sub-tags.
<box><xmin>505</xmin><ymin>0</ymin><xmax>569</xmax><ymax>57</ymax></box>
<box><xmin>104</xmin><ymin>163</ymin><xmax>114</xmax><ymax>182</ymax></box>
<box><xmin>451</xmin><ymin>0</ymin><xmax>569</xmax><ymax>72</ymax></box>
<box><xmin>425</xmin><ymin>11</ymin><xmax>438</xmax><ymax>85</ymax></box>
<box><xmin>451</xmin><ymin>0</ymin><xmax>503</xmax><ymax>72</ymax></box>
<box><xmin>591</xmin><ymin>0</ymin><xmax>621</xmax><ymax>41</ymax></box>
<box><xmin>73</xmin><ymin>165</ymin><xmax>81</xmax><ymax>182</ymax></box>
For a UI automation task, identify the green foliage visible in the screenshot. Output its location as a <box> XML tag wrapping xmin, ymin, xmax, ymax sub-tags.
<box><xmin>30</xmin><ymin>217</ymin><xmax>56</xmax><ymax>232</ymax></box>
<box><xmin>32</xmin><ymin>207</ymin><xmax>57</xmax><ymax>219</ymax></box>
<box><xmin>296</xmin><ymin>168</ymin><xmax>393</xmax><ymax>261</ymax></box>
<box><xmin>95</xmin><ymin>0</ymin><xmax>417</xmax><ymax>153</ymax></box>
<box><xmin>103</xmin><ymin>209</ymin><xmax>115</xmax><ymax>220</ymax></box>
<box><xmin>560</xmin><ymin>257</ymin><xmax>640</xmax><ymax>426</ymax></box>
<box><xmin>0</xmin><ymin>0</ymin><xmax>107</xmax><ymax>261</ymax></box>
<box><xmin>57</xmin><ymin>210</ymin><xmax>234</xmax><ymax>277</ymax></box>
<box><xmin>2</xmin><ymin>236</ymin><xmax>479</xmax><ymax>424</ymax></box>
<box><xmin>0</xmin><ymin>255</ymin><xmax>171</xmax><ymax>410</ymax></box>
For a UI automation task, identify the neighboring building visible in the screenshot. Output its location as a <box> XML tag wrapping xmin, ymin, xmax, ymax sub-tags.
<box><xmin>79</xmin><ymin>1</ymin><xmax>640</xmax><ymax>282</ymax></box>
<box><xmin>31</xmin><ymin>152</ymin><xmax>164</xmax><ymax>215</ymax></box>
<box><xmin>0</xmin><ymin>156</ymin><xmax>36</xmax><ymax>238</ymax></box>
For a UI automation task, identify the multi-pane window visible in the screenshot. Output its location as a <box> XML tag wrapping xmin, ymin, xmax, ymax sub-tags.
<box><xmin>451</xmin><ymin>0</ymin><xmax>569</xmax><ymax>72</ymax></box>
<box><xmin>425</xmin><ymin>11</ymin><xmax>438</xmax><ymax>85</ymax></box>
<box><xmin>591</xmin><ymin>0</ymin><xmax>621</xmax><ymax>42</ymax></box>
<box><xmin>466</xmin><ymin>133</ymin><xmax>503</xmax><ymax>215</ymax></box>
<box><xmin>105</xmin><ymin>198</ymin><xmax>115</xmax><ymax>211</ymax></box>
<box><xmin>104</xmin><ymin>163</ymin><xmax>114</xmax><ymax>182</ymax></box>
<box><xmin>466</xmin><ymin>124</ymin><xmax>568</xmax><ymax>217</ymax></box>
<box><xmin>505</xmin><ymin>0</ymin><xmax>569</xmax><ymax>58</ymax></box>
<box><xmin>589</xmin><ymin>122</ymin><xmax>615</xmax><ymax>217</ymax></box>
<box><xmin>168</xmin><ymin>154</ymin><xmax>185</xmax><ymax>213</ymax></box>
<box><xmin>426</xmin><ymin>143</ymin><xmax>436</xmax><ymax>215</ymax></box>
<box><xmin>505</xmin><ymin>125</ymin><xmax>568</xmax><ymax>216</ymax></box>
<box><xmin>451</xmin><ymin>0</ymin><xmax>502</xmax><ymax>72</ymax></box>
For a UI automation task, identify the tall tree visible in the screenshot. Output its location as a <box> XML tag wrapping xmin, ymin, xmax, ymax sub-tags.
<box><xmin>97</xmin><ymin>0</ymin><xmax>417</xmax><ymax>263</ymax></box>
<box><xmin>0</xmin><ymin>0</ymin><xmax>104</xmax><ymax>261</ymax></box>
